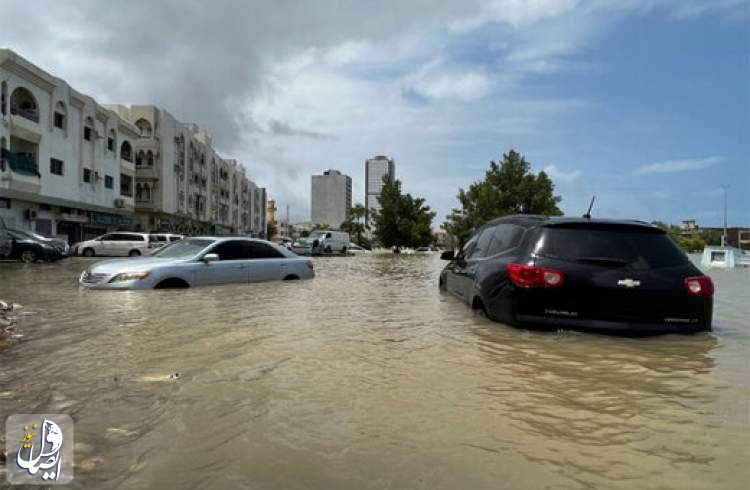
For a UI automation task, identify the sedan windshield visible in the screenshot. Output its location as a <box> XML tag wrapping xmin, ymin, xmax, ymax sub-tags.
<box><xmin>151</xmin><ymin>238</ymin><xmax>215</xmax><ymax>259</ymax></box>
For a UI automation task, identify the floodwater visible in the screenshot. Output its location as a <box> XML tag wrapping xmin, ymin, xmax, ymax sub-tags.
<box><xmin>0</xmin><ymin>254</ymin><xmax>748</xmax><ymax>489</ymax></box>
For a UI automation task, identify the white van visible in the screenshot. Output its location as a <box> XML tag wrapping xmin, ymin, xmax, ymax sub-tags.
<box><xmin>294</xmin><ymin>230</ymin><xmax>350</xmax><ymax>255</ymax></box>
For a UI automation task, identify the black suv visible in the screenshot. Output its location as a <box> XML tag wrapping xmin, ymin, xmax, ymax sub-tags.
<box><xmin>439</xmin><ymin>216</ymin><xmax>713</xmax><ymax>334</ymax></box>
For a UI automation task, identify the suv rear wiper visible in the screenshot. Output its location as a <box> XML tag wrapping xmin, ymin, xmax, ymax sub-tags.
<box><xmin>575</xmin><ymin>256</ymin><xmax>630</xmax><ymax>266</ymax></box>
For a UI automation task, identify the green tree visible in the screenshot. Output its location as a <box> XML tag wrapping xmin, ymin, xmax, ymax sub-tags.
<box><xmin>340</xmin><ymin>203</ymin><xmax>367</xmax><ymax>245</ymax></box>
<box><xmin>372</xmin><ymin>177</ymin><xmax>436</xmax><ymax>247</ymax></box>
<box><xmin>652</xmin><ymin>221</ymin><xmax>707</xmax><ymax>252</ymax></box>
<box><xmin>444</xmin><ymin>150</ymin><xmax>563</xmax><ymax>248</ymax></box>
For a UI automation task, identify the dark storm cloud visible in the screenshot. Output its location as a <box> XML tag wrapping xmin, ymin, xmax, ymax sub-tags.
<box><xmin>0</xmin><ymin>0</ymin><xmax>466</xmax><ymax>154</ymax></box>
<box><xmin>267</xmin><ymin>120</ymin><xmax>336</xmax><ymax>140</ymax></box>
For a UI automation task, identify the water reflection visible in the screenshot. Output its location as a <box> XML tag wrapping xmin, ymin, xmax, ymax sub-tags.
<box><xmin>0</xmin><ymin>255</ymin><xmax>747</xmax><ymax>489</ymax></box>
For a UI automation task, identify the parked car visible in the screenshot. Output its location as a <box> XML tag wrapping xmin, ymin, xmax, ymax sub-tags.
<box><xmin>10</xmin><ymin>228</ymin><xmax>70</xmax><ymax>256</ymax></box>
<box><xmin>79</xmin><ymin>237</ymin><xmax>315</xmax><ymax>289</ymax></box>
<box><xmin>72</xmin><ymin>232</ymin><xmax>153</xmax><ymax>257</ymax></box>
<box><xmin>0</xmin><ymin>216</ymin><xmax>9</xmax><ymax>258</ymax></box>
<box><xmin>439</xmin><ymin>215</ymin><xmax>714</xmax><ymax>334</ymax></box>
<box><xmin>346</xmin><ymin>243</ymin><xmax>371</xmax><ymax>254</ymax></box>
<box><xmin>149</xmin><ymin>233</ymin><xmax>185</xmax><ymax>249</ymax></box>
<box><xmin>292</xmin><ymin>230</ymin><xmax>350</xmax><ymax>255</ymax></box>
<box><xmin>1</xmin><ymin>229</ymin><xmax>67</xmax><ymax>263</ymax></box>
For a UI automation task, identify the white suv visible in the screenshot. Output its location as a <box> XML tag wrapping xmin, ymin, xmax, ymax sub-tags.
<box><xmin>73</xmin><ymin>232</ymin><xmax>153</xmax><ymax>257</ymax></box>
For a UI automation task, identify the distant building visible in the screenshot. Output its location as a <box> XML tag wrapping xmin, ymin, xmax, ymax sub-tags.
<box><xmin>266</xmin><ymin>199</ymin><xmax>277</xmax><ymax>226</ymax></box>
<box><xmin>311</xmin><ymin>169</ymin><xmax>352</xmax><ymax>228</ymax></box>
<box><xmin>365</xmin><ymin>155</ymin><xmax>395</xmax><ymax>226</ymax></box>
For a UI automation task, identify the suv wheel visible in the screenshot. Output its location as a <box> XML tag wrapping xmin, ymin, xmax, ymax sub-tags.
<box><xmin>324</xmin><ymin>246</ymin><xmax>332</xmax><ymax>254</ymax></box>
<box><xmin>129</xmin><ymin>250</ymin><xmax>141</xmax><ymax>257</ymax></box>
<box><xmin>20</xmin><ymin>250</ymin><xmax>37</xmax><ymax>263</ymax></box>
<box><xmin>341</xmin><ymin>247</ymin><xmax>347</xmax><ymax>255</ymax></box>
<box><xmin>82</xmin><ymin>248</ymin><xmax>95</xmax><ymax>257</ymax></box>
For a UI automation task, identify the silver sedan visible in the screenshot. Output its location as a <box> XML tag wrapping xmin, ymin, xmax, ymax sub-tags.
<box><xmin>79</xmin><ymin>237</ymin><xmax>314</xmax><ymax>290</ymax></box>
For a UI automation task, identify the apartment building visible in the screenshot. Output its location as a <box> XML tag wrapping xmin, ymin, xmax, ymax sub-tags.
<box><xmin>0</xmin><ymin>49</ymin><xmax>266</xmax><ymax>241</ymax></box>
<box><xmin>0</xmin><ymin>49</ymin><xmax>138</xmax><ymax>243</ymax></box>
<box><xmin>311</xmin><ymin>169</ymin><xmax>352</xmax><ymax>228</ymax></box>
<box><xmin>102</xmin><ymin>107</ymin><xmax>267</xmax><ymax>237</ymax></box>
<box><xmin>364</xmin><ymin>155</ymin><xmax>395</xmax><ymax>226</ymax></box>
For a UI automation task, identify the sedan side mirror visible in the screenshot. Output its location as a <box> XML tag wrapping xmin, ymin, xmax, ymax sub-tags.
<box><xmin>202</xmin><ymin>253</ymin><xmax>219</xmax><ymax>263</ymax></box>
<box><xmin>440</xmin><ymin>250</ymin><xmax>455</xmax><ymax>261</ymax></box>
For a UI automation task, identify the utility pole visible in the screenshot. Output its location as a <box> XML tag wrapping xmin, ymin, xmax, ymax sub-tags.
<box><xmin>286</xmin><ymin>204</ymin><xmax>290</xmax><ymax>238</ymax></box>
<box><xmin>720</xmin><ymin>185</ymin><xmax>728</xmax><ymax>247</ymax></box>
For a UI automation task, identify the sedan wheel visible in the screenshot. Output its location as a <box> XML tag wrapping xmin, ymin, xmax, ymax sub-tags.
<box><xmin>20</xmin><ymin>250</ymin><xmax>37</xmax><ymax>263</ymax></box>
<box><xmin>129</xmin><ymin>250</ymin><xmax>141</xmax><ymax>257</ymax></box>
<box><xmin>82</xmin><ymin>248</ymin><xmax>95</xmax><ymax>257</ymax></box>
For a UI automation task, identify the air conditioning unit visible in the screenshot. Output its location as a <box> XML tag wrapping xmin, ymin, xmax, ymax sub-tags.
<box><xmin>114</xmin><ymin>198</ymin><xmax>126</xmax><ymax>208</ymax></box>
<box><xmin>25</xmin><ymin>208</ymin><xmax>37</xmax><ymax>220</ymax></box>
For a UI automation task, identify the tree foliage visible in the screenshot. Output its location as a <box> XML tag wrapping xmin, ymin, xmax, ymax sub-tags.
<box><xmin>651</xmin><ymin>221</ymin><xmax>720</xmax><ymax>252</ymax></box>
<box><xmin>372</xmin><ymin>177</ymin><xmax>436</xmax><ymax>247</ymax></box>
<box><xmin>340</xmin><ymin>203</ymin><xmax>367</xmax><ymax>246</ymax></box>
<box><xmin>444</xmin><ymin>150</ymin><xmax>563</xmax><ymax>248</ymax></box>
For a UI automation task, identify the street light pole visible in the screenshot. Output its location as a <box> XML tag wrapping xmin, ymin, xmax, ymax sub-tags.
<box><xmin>721</xmin><ymin>185</ymin><xmax>728</xmax><ymax>247</ymax></box>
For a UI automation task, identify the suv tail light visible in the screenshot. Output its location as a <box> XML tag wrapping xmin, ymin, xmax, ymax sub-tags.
<box><xmin>507</xmin><ymin>264</ymin><xmax>564</xmax><ymax>288</ymax></box>
<box><xmin>684</xmin><ymin>276</ymin><xmax>714</xmax><ymax>297</ymax></box>
<box><xmin>306</xmin><ymin>260</ymin><xmax>314</xmax><ymax>270</ymax></box>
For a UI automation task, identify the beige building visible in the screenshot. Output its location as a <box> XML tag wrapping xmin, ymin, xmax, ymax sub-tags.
<box><xmin>1</xmin><ymin>49</ymin><xmax>267</xmax><ymax>240</ymax></box>
<box><xmin>105</xmin><ymin>106</ymin><xmax>266</xmax><ymax>236</ymax></box>
<box><xmin>0</xmin><ymin>49</ymin><xmax>138</xmax><ymax>243</ymax></box>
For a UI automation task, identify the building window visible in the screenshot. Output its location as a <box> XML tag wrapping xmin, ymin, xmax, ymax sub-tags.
<box><xmin>53</xmin><ymin>112</ymin><xmax>65</xmax><ymax>129</ymax></box>
<box><xmin>50</xmin><ymin>158</ymin><xmax>64</xmax><ymax>176</ymax></box>
<box><xmin>83</xmin><ymin>126</ymin><xmax>92</xmax><ymax>141</ymax></box>
<box><xmin>53</xmin><ymin>101</ymin><xmax>67</xmax><ymax>131</ymax></box>
<box><xmin>107</xmin><ymin>129</ymin><xmax>116</xmax><ymax>152</ymax></box>
<box><xmin>105</xmin><ymin>175</ymin><xmax>114</xmax><ymax>189</ymax></box>
<box><xmin>0</xmin><ymin>81</ymin><xmax>6</xmax><ymax>116</ymax></box>
<box><xmin>135</xmin><ymin>118</ymin><xmax>153</xmax><ymax>138</ymax></box>
<box><xmin>120</xmin><ymin>174</ymin><xmax>133</xmax><ymax>197</ymax></box>
<box><xmin>120</xmin><ymin>141</ymin><xmax>133</xmax><ymax>162</ymax></box>
<box><xmin>9</xmin><ymin>87</ymin><xmax>39</xmax><ymax>123</ymax></box>
<box><xmin>83</xmin><ymin>168</ymin><xmax>92</xmax><ymax>183</ymax></box>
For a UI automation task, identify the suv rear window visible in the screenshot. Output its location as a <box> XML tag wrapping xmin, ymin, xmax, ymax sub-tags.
<box><xmin>535</xmin><ymin>226</ymin><xmax>688</xmax><ymax>269</ymax></box>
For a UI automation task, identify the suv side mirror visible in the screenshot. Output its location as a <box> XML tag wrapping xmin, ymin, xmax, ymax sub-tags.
<box><xmin>440</xmin><ymin>250</ymin><xmax>455</xmax><ymax>261</ymax></box>
<box><xmin>202</xmin><ymin>253</ymin><xmax>219</xmax><ymax>263</ymax></box>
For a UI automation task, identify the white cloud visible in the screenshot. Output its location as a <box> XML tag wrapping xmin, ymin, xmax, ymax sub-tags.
<box><xmin>405</xmin><ymin>70</ymin><xmax>491</xmax><ymax>101</ymax></box>
<box><xmin>543</xmin><ymin>164</ymin><xmax>581</xmax><ymax>183</ymax></box>
<box><xmin>633</xmin><ymin>156</ymin><xmax>723</xmax><ymax>175</ymax></box>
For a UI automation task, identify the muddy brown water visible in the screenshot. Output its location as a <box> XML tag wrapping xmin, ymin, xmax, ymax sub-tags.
<box><xmin>0</xmin><ymin>254</ymin><xmax>748</xmax><ymax>489</ymax></box>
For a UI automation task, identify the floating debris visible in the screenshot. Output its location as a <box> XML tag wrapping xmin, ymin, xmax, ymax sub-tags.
<box><xmin>0</xmin><ymin>299</ymin><xmax>22</xmax><ymax>346</ymax></box>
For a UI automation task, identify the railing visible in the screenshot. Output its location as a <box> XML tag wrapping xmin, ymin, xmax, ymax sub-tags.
<box><xmin>10</xmin><ymin>106</ymin><xmax>39</xmax><ymax>123</ymax></box>
<box><xmin>0</xmin><ymin>148</ymin><xmax>39</xmax><ymax>177</ymax></box>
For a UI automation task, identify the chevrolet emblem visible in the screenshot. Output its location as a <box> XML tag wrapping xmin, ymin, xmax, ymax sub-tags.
<box><xmin>617</xmin><ymin>278</ymin><xmax>641</xmax><ymax>288</ymax></box>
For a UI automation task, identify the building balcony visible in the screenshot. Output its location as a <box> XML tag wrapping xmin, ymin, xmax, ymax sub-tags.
<box><xmin>0</xmin><ymin>154</ymin><xmax>41</xmax><ymax>195</ymax></box>
<box><xmin>136</xmin><ymin>138</ymin><xmax>159</xmax><ymax>151</ymax></box>
<box><xmin>9</xmin><ymin>113</ymin><xmax>42</xmax><ymax>142</ymax></box>
<box><xmin>120</xmin><ymin>158</ymin><xmax>135</xmax><ymax>173</ymax></box>
<box><xmin>135</xmin><ymin>165</ymin><xmax>159</xmax><ymax>180</ymax></box>
<box><xmin>135</xmin><ymin>198</ymin><xmax>157</xmax><ymax>211</ymax></box>
<box><xmin>10</xmin><ymin>105</ymin><xmax>39</xmax><ymax>123</ymax></box>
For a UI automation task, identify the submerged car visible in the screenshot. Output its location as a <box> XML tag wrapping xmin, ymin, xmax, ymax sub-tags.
<box><xmin>439</xmin><ymin>215</ymin><xmax>713</xmax><ymax>334</ymax></box>
<box><xmin>2</xmin><ymin>229</ymin><xmax>67</xmax><ymax>263</ymax></box>
<box><xmin>79</xmin><ymin>237</ymin><xmax>314</xmax><ymax>289</ymax></box>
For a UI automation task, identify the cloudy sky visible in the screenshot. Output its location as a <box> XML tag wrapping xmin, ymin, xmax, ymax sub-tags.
<box><xmin>2</xmin><ymin>0</ymin><xmax>748</xmax><ymax>226</ymax></box>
